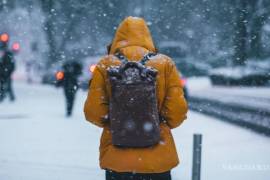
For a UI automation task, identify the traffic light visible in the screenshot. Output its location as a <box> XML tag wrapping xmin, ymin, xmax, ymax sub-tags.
<box><xmin>56</xmin><ymin>71</ymin><xmax>65</xmax><ymax>81</ymax></box>
<box><xmin>0</xmin><ymin>33</ymin><xmax>9</xmax><ymax>42</ymax></box>
<box><xmin>12</xmin><ymin>42</ymin><xmax>20</xmax><ymax>52</ymax></box>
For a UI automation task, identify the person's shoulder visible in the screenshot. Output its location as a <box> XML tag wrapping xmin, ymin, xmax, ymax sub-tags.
<box><xmin>98</xmin><ymin>54</ymin><xmax>115</xmax><ymax>62</ymax></box>
<box><xmin>97</xmin><ymin>54</ymin><xmax>120</xmax><ymax>69</ymax></box>
<box><xmin>152</xmin><ymin>53</ymin><xmax>176</xmax><ymax>66</ymax></box>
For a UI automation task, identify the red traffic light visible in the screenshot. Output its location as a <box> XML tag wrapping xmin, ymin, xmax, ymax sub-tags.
<box><xmin>0</xmin><ymin>33</ymin><xmax>9</xmax><ymax>42</ymax></box>
<box><xmin>56</xmin><ymin>71</ymin><xmax>64</xmax><ymax>80</ymax></box>
<box><xmin>12</xmin><ymin>42</ymin><xmax>20</xmax><ymax>51</ymax></box>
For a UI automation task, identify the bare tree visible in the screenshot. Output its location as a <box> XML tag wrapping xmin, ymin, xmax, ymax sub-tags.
<box><xmin>233</xmin><ymin>0</ymin><xmax>248</xmax><ymax>65</ymax></box>
<box><xmin>249</xmin><ymin>0</ymin><xmax>270</xmax><ymax>58</ymax></box>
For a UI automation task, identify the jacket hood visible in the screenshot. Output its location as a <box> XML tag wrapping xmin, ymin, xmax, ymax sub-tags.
<box><xmin>109</xmin><ymin>16</ymin><xmax>156</xmax><ymax>54</ymax></box>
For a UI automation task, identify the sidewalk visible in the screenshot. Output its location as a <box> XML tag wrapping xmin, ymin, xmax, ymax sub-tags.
<box><xmin>0</xmin><ymin>82</ymin><xmax>270</xmax><ymax>180</ymax></box>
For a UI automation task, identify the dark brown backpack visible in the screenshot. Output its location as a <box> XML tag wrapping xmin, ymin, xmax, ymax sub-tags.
<box><xmin>108</xmin><ymin>53</ymin><xmax>160</xmax><ymax>148</ymax></box>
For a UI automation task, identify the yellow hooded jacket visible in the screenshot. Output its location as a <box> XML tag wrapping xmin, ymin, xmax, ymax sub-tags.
<box><xmin>84</xmin><ymin>16</ymin><xmax>188</xmax><ymax>173</ymax></box>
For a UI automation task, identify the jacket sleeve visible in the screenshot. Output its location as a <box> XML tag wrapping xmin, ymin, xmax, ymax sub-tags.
<box><xmin>84</xmin><ymin>63</ymin><xmax>109</xmax><ymax>128</ymax></box>
<box><xmin>161</xmin><ymin>59</ymin><xmax>188</xmax><ymax>129</ymax></box>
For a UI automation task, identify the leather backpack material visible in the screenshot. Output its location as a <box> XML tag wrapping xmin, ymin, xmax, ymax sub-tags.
<box><xmin>108</xmin><ymin>53</ymin><xmax>160</xmax><ymax>147</ymax></box>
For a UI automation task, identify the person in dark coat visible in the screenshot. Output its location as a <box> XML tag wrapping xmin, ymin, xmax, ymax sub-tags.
<box><xmin>0</xmin><ymin>42</ymin><xmax>15</xmax><ymax>102</ymax></box>
<box><xmin>57</xmin><ymin>61</ymin><xmax>82</xmax><ymax>116</ymax></box>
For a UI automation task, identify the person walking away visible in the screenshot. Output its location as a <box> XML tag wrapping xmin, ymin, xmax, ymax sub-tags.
<box><xmin>0</xmin><ymin>41</ymin><xmax>15</xmax><ymax>102</ymax></box>
<box><xmin>84</xmin><ymin>17</ymin><xmax>188</xmax><ymax>180</ymax></box>
<box><xmin>57</xmin><ymin>61</ymin><xmax>82</xmax><ymax>117</ymax></box>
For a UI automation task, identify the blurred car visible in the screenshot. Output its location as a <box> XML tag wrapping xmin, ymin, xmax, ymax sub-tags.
<box><xmin>158</xmin><ymin>41</ymin><xmax>187</xmax><ymax>58</ymax></box>
<box><xmin>78</xmin><ymin>56</ymin><xmax>100</xmax><ymax>90</ymax></box>
<box><xmin>41</xmin><ymin>56</ymin><xmax>100</xmax><ymax>89</ymax></box>
<box><xmin>158</xmin><ymin>41</ymin><xmax>210</xmax><ymax>77</ymax></box>
<box><xmin>41</xmin><ymin>62</ymin><xmax>63</xmax><ymax>85</ymax></box>
<box><xmin>78</xmin><ymin>64</ymin><xmax>96</xmax><ymax>90</ymax></box>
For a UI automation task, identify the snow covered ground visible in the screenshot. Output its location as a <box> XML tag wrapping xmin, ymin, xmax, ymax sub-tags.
<box><xmin>187</xmin><ymin>76</ymin><xmax>270</xmax><ymax>97</ymax></box>
<box><xmin>187</xmin><ymin>77</ymin><xmax>270</xmax><ymax>112</ymax></box>
<box><xmin>0</xmin><ymin>82</ymin><xmax>270</xmax><ymax>180</ymax></box>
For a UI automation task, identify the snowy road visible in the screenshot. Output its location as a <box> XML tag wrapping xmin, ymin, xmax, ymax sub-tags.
<box><xmin>0</xmin><ymin>82</ymin><xmax>270</xmax><ymax>180</ymax></box>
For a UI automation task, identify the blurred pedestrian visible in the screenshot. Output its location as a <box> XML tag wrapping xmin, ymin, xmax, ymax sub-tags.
<box><xmin>57</xmin><ymin>61</ymin><xmax>82</xmax><ymax>117</ymax></box>
<box><xmin>26</xmin><ymin>60</ymin><xmax>33</xmax><ymax>83</ymax></box>
<box><xmin>84</xmin><ymin>17</ymin><xmax>188</xmax><ymax>180</ymax></box>
<box><xmin>0</xmin><ymin>41</ymin><xmax>15</xmax><ymax>102</ymax></box>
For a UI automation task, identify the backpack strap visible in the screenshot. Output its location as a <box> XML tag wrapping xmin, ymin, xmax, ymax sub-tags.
<box><xmin>115</xmin><ymin>52</ymin><xmax>157</xmax><ymax>65</ymax></box>
<box><xmin>140</xmin><ymin>52</ymin><xmax>157</xmax><ymax>65</ymax></box>
<box><xmin>115</xmin><ymin>52</ymin><xmax>128</xmax><ymax>63</ymax></box>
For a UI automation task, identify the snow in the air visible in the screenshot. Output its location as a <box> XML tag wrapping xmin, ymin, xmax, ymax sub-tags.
<box><xmin>1</xmin><ymin>1</ymin><xmax>270</xmax><ymax>180</ymax></box>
